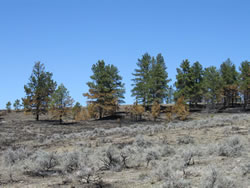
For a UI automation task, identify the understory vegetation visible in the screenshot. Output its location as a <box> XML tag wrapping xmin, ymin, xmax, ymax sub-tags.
<box><xmin>0</xmin><ymin>112</ymin><xmax>249</xmax><ymax>187</ymax></box>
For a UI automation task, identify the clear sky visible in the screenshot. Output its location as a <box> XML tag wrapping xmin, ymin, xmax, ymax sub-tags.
<box><xmin>0</xmin><ymin>0</ymin><xmax>250</xmax><ymax>109</ymax></box>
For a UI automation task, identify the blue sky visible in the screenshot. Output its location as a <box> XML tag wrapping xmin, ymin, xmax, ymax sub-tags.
<box><xmin>0</xmin><ymin>0</ymin><xmax>250</xmax><ymax>109</ymax></box>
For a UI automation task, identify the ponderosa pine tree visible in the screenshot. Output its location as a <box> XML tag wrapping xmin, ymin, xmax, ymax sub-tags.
<box><xmin>174</xmin><ymin>59</ymin><xmax>193</xmax><ymax>104</ymax></box>
<box><xmin>220</xmin><ymin>59</ymin><xmax>239</xmax><ymax>107</ymax></box>
<box><xmin>83</xmin><ymin>60</ymin><xmax>125</xmax><ymax>119</ymax></box>
<box><xmin>6</xmin><ymin>101</ymin><xmax>11</xmax><ymax>113</ymax></box>
<box><xmin>50</xmin><ymin>84</ymin><xmax>74</xmax><ymax>124</ymax></box>
<box><xmin>239</xmin><ymin>61</ymin><xmax>250</xmax><ymax>109</ymax></box>
<box><xmin>132</xmin><ymin>53</ymin><xmax>170</xmax><ymax>107</ymax></box>
<box><xmin>131</xmin><ymin>53</ymin><xmax>152</xmax><ymax>106</ymax></box>
<box><xmin>72</xmin><ymin>102</ymin><xmax>82</xmax><ymax>119</ymax></box>
<box><xmin>23</xmin><ymin>62</ymin><xmax>56</xmax><ymax>121</ymax></box>
<box><xmin>190</xmin><ymin>62</ymin><xmax>204</xmax><ymax>106</ymax></box>
<box><xmin>13</xmin><ymin>99</ymin><xmax>21</xmax><ymax>111</ymax></box>
<box><xmin>202</xmin><ymin>66</ymin><xmax>223</xmax><ymax>108</ymax></box>
<box><xmin>149</xmin><ymin>53</ymin><xmax>171</xmax><ymax>104</ymax></box>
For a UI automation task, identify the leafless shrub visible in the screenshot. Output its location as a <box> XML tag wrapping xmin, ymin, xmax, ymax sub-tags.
<box><xmin>4</xmin><ymin>147</ymin><xmax>31</xmax><ymax>166</ymax></box>
<box><xmin>100</xmin><ymin>146</ymin><xmax>122</xmax><ymax>171</ymax></box>
<box><xmin>36</xmin><ymin>151</ymin><xmax>59</xmax><ymax>171</ymax></box>
<box><xmin>24</xmin><ymin>150</ymin><xmax>60</xmax><ymax>177</ymax></box>
<box><xmin>75</xmin><ymin>166</ymin><xmax>102</xmax><ymax>185</ymax></box>
<box><xmin>201</xmin><ymin>168</ymin><xmax>236</xmax><ymax>188</ymax></box>
<box><xmin>177</xmin><ymin>135</ymin><xmax>194</xmax><ymax>145</ymax></box>
<box><xmin>135</xmin><ymin>135</ymin><xmax>152</xmax><ymax>148</ymax></box>
<box><xmin>162</xmin><ymin>177</ymin><xmax>191</xmax><ymax>188</ymax></box>
<box><xmin>182</xmin><ymin>150</ymin><xmax>195</xmax><ymax>167</ymax></box>
<box><xmin>146</xmin><ymin>150</ymin><xmax>160</xmax><ymax>167</ymax></box>
<box><xmin>201</xmin><ymin>168</ymin><xmax>217</xmax><ymax>188</ymax></box>
<box><xmin>120</xmin><ymin>150</ymin><xmax>130</xmax><ymax>168</ymax></box>
<box><xmin>138</xmin><ymin>173</ymin><xmax>149</xmax><ymax>181</ymax></box>
<box><xmin>241</xmin><ymin>163</ymin><xmax>250</xmax><ymax>176</ymax></box>
<box><xmin>154</xmin><ymin>163</ymin><xmax>173</xmax><ymax>181</ymax></box>
<box><xmin>62</xmin><ymin>151</ymin><xmax>80</xmax><ymax>173</ymax></box>
<box><xmin>153</xmin><ymin>163</ymin><xmax>191</xmax><ymax>187</ymax></box>
<box><xmin>161</xmin><ymin>145</ymin><xmax>175</xmax><ymax>157</ymax></box>
<box><xmin>217</xmin><ymin>136</ymin><xmax>243</xmax><ymax>157</ymax></box>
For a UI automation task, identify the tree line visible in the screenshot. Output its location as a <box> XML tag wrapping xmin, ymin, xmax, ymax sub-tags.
<box><xmin>5</xmin><ymin>54</ymin><xmax>250</xmax><ymax>122</ymax></box>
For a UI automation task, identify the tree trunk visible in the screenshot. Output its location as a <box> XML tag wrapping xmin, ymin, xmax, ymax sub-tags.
<box><xmin>36</xmin><ymin>113</ymin><xmax>39</xmax><ymax>121</ymax></box>
<box><xmin>60</xmin><ymin>115</ymin><xmax>62</xmax><ymax>124</ymax></box>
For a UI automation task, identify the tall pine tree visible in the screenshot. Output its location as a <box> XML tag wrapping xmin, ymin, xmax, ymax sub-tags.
<box><xmin>84</xmin><ymin>60</ymin><xmax>125</xmax><ymax>119</ymax></box>
<box><xmin>202</xmin><ymin>66</ymin><xmax>223</xmax><ymax>108</ymax></box>
<box><xmin>190</xmin><ymin>61</ymin><xmax>203</xmax><ymax>106</ymax></box>
<box><xmin>50</xmin><ymin>84</ymin><xmax>74</xmax><ymax>124</ymax></box>
<box><xmin>149</xmin><ymin>53</ymin><xmax>171</xmax><ymax>104</ymax></box>
<box><xmin>131</xmin><ymin>53</ymin><xmax>152</xmax><ymax>106</ymax></box>
<box><xmin>220</xmin><ymin>58</ymin><xmax>239</xmax><ymax>107</ymax></box>
<box><xmin>239</xmin><ymin>61</ymin><xmax>250</xmax><ymax>109</ymax></box>
<box><xmin>174</xmin><ymin>59</ymin><xmax>193</xmax><ymax>104</ymax></box>
<box><xmin>23</xmin><ymin>62</ymin><xmax>56</xmax><ymax>120</ymax></box>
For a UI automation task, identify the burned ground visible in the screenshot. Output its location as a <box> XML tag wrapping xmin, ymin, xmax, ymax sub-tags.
<box><xmin>0</xmin><ymin>112</ymin><xmax>249</xmax><ymax>188</ymax></box>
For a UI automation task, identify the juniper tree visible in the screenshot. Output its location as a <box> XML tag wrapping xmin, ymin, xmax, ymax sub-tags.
<box><xmin>131</xmin><ymin>53</ymin><xmax>152</xmax><ymax>107</ymax></box>
<box><xmin>149</xmin><ymin>53</ymin><xmax>171</xmax><ymax>104</ymax></box>
<box><xmin>220</xmin><ymin>59</ymin><xmax>239</xmax><ymax>107</ymax></box>
<box><xmin>239</xmin><ymin>61</ymin><xmax>250</xmax><ymax>109</ymax></box>
<box><xmin>6</xmin><ymin>101</ymin><xmax>11</xmax><ymax>113</ymax></box>
<box><xmin>23</xmin><ymin>62</ymin><xmax>56</xmax><ymax>121</ymax></box>
<box><xmin>83</xmin><ymin>60</ymin><xmax>125</xmax><ymax>119</ymax></box>
<box><xmin>174</xmin><ymin>59</ymin><xmax>193</xmax><ymax>104</ymax></box>
<box><xmin>50</xmin><ymin>84</ymin><xmax>74</xmax><ymax>124</ymax></box>
<box><xmin>202</xmin><ymin>66</ymin><xmax>223</xmax><ymax>108</ymax></box>
<box><xmin>13</xmin><ymin>99</ymin><xmax>21</xmax><ymax>111</ymax></box>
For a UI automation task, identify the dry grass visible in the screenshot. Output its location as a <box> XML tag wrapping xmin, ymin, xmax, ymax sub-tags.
<box><xmin>0</xmin><ymin>112</ymin><xmax>249</xmax><ymax>187</ymax></box>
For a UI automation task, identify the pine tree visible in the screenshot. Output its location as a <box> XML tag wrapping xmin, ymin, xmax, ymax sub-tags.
<box><xmin>131</xmin><ymin>53</ymin><xmax>152</xmax><ymax>106</ymax></box>
<box><xmin>23</xmin><ymin>62</ymin><xmax>57</xmax><ymax>121</ymax></box>
<box><xmin>13</xmin><ymin>99</ymin><xmax>21</xmax><ymax>111</ymax></box>
<box><xmin>6</xmin><ymin>101</ymin><xmax>11</xmax><ymax>113</ymax></box>
<box><xmin>50</xmin><ymin>84</ymin><xmax>74</xmax><ymax>124</ymax></box>
<box><xmin>190</xmin><ymin>62</ymin><xmax>203</xmax><ymax>106</ymax></box>
<box><xmin>174</xmin><ymin>59</ymin><xmax>193</xmax><ymax>103</ymax></box>
<box><xmin>202</xmin><ymin>66</ymin><xmax>223</xmax><ymax>108</ymax></box>
<box><xmin>220</xmin><ymin>59</ymin><xmax>239</xmax><ymax>107</ymax></box>
<box><xmin>83</xmin><ymin>60</ymin><xmax>125</xmax><ymax>119</ymax></box>
<box><xmin>72</xmin><ymin>102</ymin><xmax>82</xmax><ymax>119</ymax></box>
<box><xmin>239</xmin><ymin>61</ymin><xmax>250</xmax><ymax>109</ymax></box>
<box><xmin>149</xmin><ymin>53</ymin><xmax>171</xmax><ymax>104</ymax></box>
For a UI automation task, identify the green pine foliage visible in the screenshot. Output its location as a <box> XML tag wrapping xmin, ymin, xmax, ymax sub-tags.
<box><xmin>83</xmin><ymin>60</ymin><xmax>125</xmax><ymax>119</ymax></box>
<box><xmin>6</xmin><ymin>101</ymin><xmax>11</xmax><ymax>113</ymax></box>
<box><xmin>13</xmin><ymin>99</ymin><xmax>21</xmax><ymax>111</ymax></box>
<box><xmin>23</xmin><ymin>62</ymin><xmax>57</xmax><ymax>121</ymax></box>
<box><xmin>174</xmin><ymin>59</ymin><xmax>193</xmax><ymax>103</ymax></box>
<box><xmin>132</xmin><ymin>53</ymin><xmax>170</xmax><ymax>106</ymax></box>
<box><xmin>72</xmin><ymin>102</ymin><xmax>82</xmax><ymax>119</ymax></box>
<box><xmin>131</xmin><ymin>53</ymin><xmax>152</xmax><ymax>106</ymax></box>
<box><xmin>149</xmin><ymin>53</ymin><xmax>171</xmax><ymax>104</ymax></box>
<box><xmin>239</xmin><ymin>61</ymin><xmax>250</xmax><ymax>108</ymax></box>
<box><xmin>202</xmin><ymin>66</ymin><xmax>223</xmax><ymax>107</ymax></box>
<box><xmin>50</xmin><ymin>84</ymin><xmax>74</xmax><ymax>124</ymax></box>
<box><xmin>190</xmin><ymin>62</ymin><xmax>204</xmax><ymax>106</ymax></box>
<box><xmin>220</xmin><ymin>59</ymin><xmax>239</xmax><ymax>107</ymax></box>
